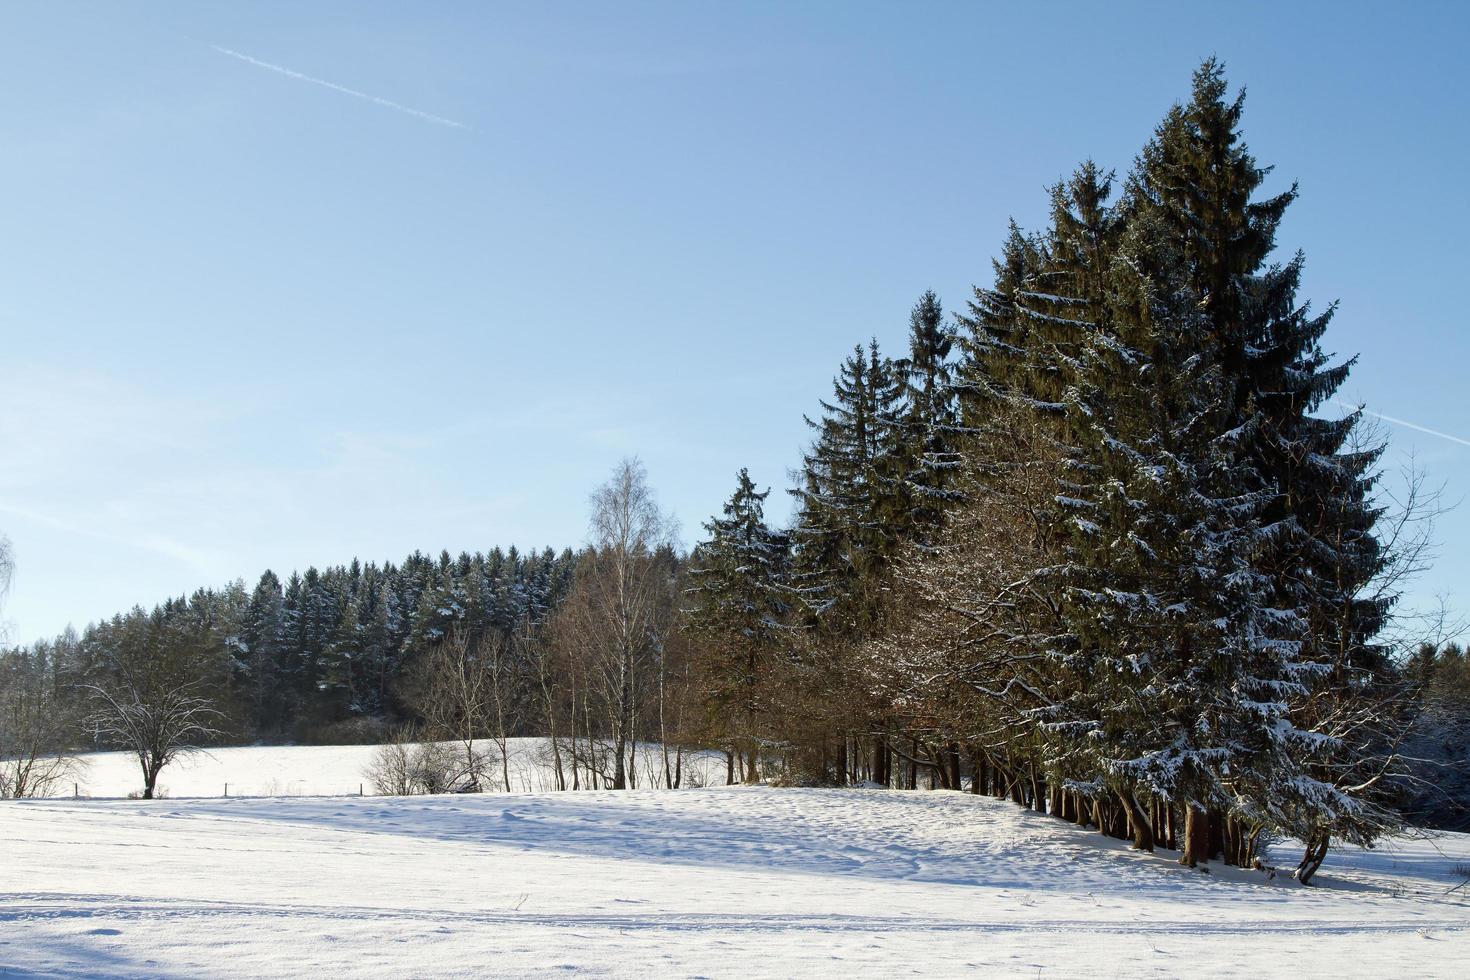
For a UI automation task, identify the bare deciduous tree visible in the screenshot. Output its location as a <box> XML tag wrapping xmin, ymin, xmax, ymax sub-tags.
<box><xmin>364</xmin><ymin>725</ymin><xmax>460</xmax><ymax>795</ymax></box>
<box><xmin>407</xmin><ymin>627</ymin><xmax>518</xmax><ymax>792</ymax></box>
<box><xmin>88</xmin><ymin>679</ymin><xmax>223</xmax><ymax>799</ymax></box>
<box><xmin>86</xmin><ymin>609</ymin><xmax>227</xmax><ymax>799</ymax></box>
<box><xmin>559</xmin><ymin>458</ymin><xmax>678</xmax><ymax>790</ymax></box>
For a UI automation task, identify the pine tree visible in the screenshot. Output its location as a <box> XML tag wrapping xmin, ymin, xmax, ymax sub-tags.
<box><xmin>1126</xmin><ymin>59</ymin><xmax>1396</xmax><ymax>870</ymax></box>
<box><xmin>893</xmin><ymin>290</ymin><xmax>960</xmax><ymax>540</ymax></box>
<box><xmin>687</xmin><ymin>469</ymin><xmax>792</xmax><ymax>774</ymax></box>
<box><xmin>242</xmin><ymin>571</ymin><xmax>287</xmax><ymax>735</ymax></box>
<box><xmin>790</xmin><ymin>339</ymin><xmax>905</xmax><ymax>633</ymax></box>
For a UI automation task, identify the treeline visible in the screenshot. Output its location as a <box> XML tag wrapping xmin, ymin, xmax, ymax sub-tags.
<box><xmin>3</xmin><ymin>547</ymin><xmax>579</xmax><ymax>746</ymax></box>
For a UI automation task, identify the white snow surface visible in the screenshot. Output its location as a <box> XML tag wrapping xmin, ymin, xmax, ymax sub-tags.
<box><xmin>3</xmin><ymin>748</ymin><xmax>1469</xmax><ymax>977</ymax></box>
<box><xmin>56</xmin><ymin>739</ymin><xmax>726</xmax><ymax>799</ymax></box>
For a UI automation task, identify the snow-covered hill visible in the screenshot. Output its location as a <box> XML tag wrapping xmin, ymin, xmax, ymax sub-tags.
<box><xmin>60</xmin><ymin>739</ymin><xmax>726</xmax><ymax>799</ymax></box>
<box><xmin>3</xmin><ymin>774</ymin><xmax>1468</xmax><ymax>978</ymax></box>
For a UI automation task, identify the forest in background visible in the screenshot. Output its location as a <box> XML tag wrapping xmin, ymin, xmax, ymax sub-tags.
<box><xmin>3</xmin><ymin>61</ymin><xmax>1469</xmax><ymax>883</ymax></box>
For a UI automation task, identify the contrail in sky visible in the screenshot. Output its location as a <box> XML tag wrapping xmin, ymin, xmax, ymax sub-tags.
<box><xmin>211</xmin><ymin>45</ymin><xmax>469</xmax><ymax>130</ymax></box>
<box><xmin>1335</xmin><ymin>400</ymin><xmax>1470</xmax><ymax>448</ymax></box>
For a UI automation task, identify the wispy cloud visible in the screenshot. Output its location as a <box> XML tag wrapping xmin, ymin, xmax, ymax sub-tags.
<box><xmin>1334</xmin><ymin>400</ymin><xmax>1470</xmax><ymax>449</ymax></box>
<box><xmin>211</xmin><ymin>45</ymin><xmax>470</xmax><ymax>130</ymax></box>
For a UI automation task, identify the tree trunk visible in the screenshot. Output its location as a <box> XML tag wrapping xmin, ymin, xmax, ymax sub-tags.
<box><xmin>1295</xmin><ymin>832</ymin><xmax>1330</xmax><ymax>885</ymax></box>
<box><xmin>142</xmin><ymin>753</ymin><xmax>162</xmax><ymax>800</ymax></box>
<box><xmin>1117</xmin><ymin>790</ymin><xmax>1156</xmax><ymax>852</ymax></box>
<box><xmin>1207</xmin><ymin>807</ymin><xmax>1225</xmax><ymax>862</ymax></box>
<box><xmin>612</xmin><ymin>732</ymin><xmax>628</xmax><ymax>790</ymax></box>
<box><xmin>1180</xmin><ymin>806</ymin><xmax>1210</xmax><ymax>867</ymax></box>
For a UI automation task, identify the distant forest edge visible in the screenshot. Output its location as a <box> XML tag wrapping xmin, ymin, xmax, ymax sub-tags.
<box><xmin>3</xmin><ymin>61</ymin><xmax>1469</xmax><ymax>880</ymax></box>
<box><xmin>10</xmin><ymin>544</ymin><xmax>587</xmax><ymax>744</ymax></box>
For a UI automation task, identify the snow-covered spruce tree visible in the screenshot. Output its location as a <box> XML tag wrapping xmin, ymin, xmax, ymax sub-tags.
<box><xmin>940</xmin><ymin>164</ymin><xmax>1129</xmax><ymax>823</ymax></box>
<box><xmin>1052</xmin><ymin>61</ymin><xmax>1393</xmax><ymax>869</ymax></box>
<box><xmin>686</xmin><ymin>469</ymin><xmax>793</xmax><ymax>782</ymax></box>
<box><xmin>890</xmin><ymin>290</ymin><xmax>962</xmax><ymax>542</ymax></box>
<box><xmin>240</xmin><ymin>570</ymin><xmax>288</xmax><ymax>736</ymax></box>
<box><xmin>1052</xmin><ymin>189</ymin><xmax>1268</xmax><ymax>858</ymax></box>
<box><xmin>791</xmin><ymin>340</ymin><xmax>907</xmax><ymax>631</ymax></box>
<box><xmin>1121</xmin><ymin>60</ymin><xmax>1398</xmax><ymax>872</ymax></box>
<box><xmin>789</xmin><ymin>339</ymin><xmax>914</xmax><ymax>783</ymax></box>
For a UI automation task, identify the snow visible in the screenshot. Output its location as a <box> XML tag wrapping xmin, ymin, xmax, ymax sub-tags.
<box><xmin>3</xmin><ymin>750</ymin><xmax>1469</xmax><ymax>977</ymax></box>
<box><xmin>55</xmin><ymin>740</ymin><xmax>727</xmax><ymax>799</ymax></box>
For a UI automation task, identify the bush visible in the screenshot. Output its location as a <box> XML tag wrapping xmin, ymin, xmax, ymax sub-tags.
<box><xmin>364</xmin><ymin>728</ymin><xmax>477</xmax><ymax>795</ymax></box>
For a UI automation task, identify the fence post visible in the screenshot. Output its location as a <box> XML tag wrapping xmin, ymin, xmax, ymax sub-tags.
<box><xmin>359</xmin><ymin>783</ymin><xmax>363</xmax><ymax>797</ymax></box>
<box><xmin>74</xmin><ymin>783</ymin><xmax>78</xmax><ymax>799</ymax></box>
<box><xmin>225</xmin><ymin>783</ymin><xmax>229</xmax><ymax>798</ymax></box>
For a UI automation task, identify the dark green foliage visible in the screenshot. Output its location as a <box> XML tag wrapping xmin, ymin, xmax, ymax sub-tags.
<box><xmin>15</xmin><ymin>546</ymin><xmax>580</xmax><ymax>745</ymax></box>
<box><xmin>790</xmin><ymin>340</ymin><xmax>907</xmax><ymax>633</ymax></box>
<box><xmin>893</xmin><ymin>290</ymin><xmax>962</xmax><ymax>541</ymax></box>
<box><xmin>686</xmin><ymin>469</ymin><xmax>792</xmax><ymax>753</ymax></box>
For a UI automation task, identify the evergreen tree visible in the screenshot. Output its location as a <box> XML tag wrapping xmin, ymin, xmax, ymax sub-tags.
<box><xmin>1125</xmin><ymin>59</ymin><xmax>1396</xmax><ymax>870</ymax></box>
<box><xmin>242</xmin><ymin>571</ymin><xmax>287</xmax><ymax>735</ymax></box>
<box><xmin>687</xmin><ymin>469</ymin><xmax>791</xmax><ymax>766</ymax></box>
<box><xmin>893</xmin><ymin>290</ymin><xmax>960</xmax><ymax>540</ymax></box>
<box><xmin>790</xmin><ymin>339</ymin><xmax>905</xmax><ymax>633</ymax></box>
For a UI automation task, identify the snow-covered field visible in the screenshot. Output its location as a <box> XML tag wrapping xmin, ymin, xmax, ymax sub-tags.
<box><xmin>3</xmin><ymin>752</ymin><xmax>1469</xmax><ymax>978</ymax></box>
<box><xmin>58</xmin><ymin>739</ymin><xmax>727</xmax><ymax>799</ymax></box>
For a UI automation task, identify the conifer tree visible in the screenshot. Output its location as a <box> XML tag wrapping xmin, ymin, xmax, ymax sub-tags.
<box><xmin>242</xmin><ymin>571</ymin><xmax>287</xmax><ymax>735</ymax></box>
<box><xmin>790</xmin><ymin>340</ymin><xmax>905</xmax><ymax>633</ymax></box>
<box><xmin>686</xmin><ymin>469</ymin><xmax>791</xmax><ymax>773</ymax></box>
<box><xmin>1124</xmin><ymin>59</ymin><xmax>1397</xmax><ymax>868</ymax></box>
<box><xmin>893</xmin><ymin>290</ymin><xmax>960</xmax><ymax>540</ymax></box>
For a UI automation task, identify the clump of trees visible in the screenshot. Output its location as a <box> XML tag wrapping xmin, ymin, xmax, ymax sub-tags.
<box><xmin>1399</xmin><ymin>642</ymin><xmax>1470</xmax><ymax>831</ymax></box>
<box><xmin>680</xmin><ymin>60</ymin><xmax>1458</xmax><ymax>883</ymax></box>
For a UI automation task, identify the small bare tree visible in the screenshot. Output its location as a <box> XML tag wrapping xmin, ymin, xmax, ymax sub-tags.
<box><xmin>364</xmin><ymin>726</ymin><xmax>417</xmax><ymax>795</ymax></box>
<box><xmin>408</xmin><ymin>627</ymin><xmax>513</xmax><ymax>792</ymax></box>
<box><xmin>486</xmin><ymin>629</ymin><xmax>519</xmax><ymax>793</ymax></box>
<box><xmin>88</xmin><ymin>679</ymin><xmax>223</xmax><ymax>799</ymax></box>
<box><xmin>0</xmin><ymin>546</ymin><xmax>82</xmax><ymax>798</ymax></box>
<box><xmin>86</xmin><ymin>609</ymin><xmax>226</xmax><ymax>799</ymax></box>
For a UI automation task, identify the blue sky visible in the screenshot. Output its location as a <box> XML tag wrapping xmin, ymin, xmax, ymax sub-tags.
<box><xmin>1</xmin><ymin>1</ymin><xmax>1466</xmax><ymax>645</ymax></box>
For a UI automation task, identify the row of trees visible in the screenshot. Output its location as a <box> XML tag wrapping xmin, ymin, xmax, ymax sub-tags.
<box><xmin>680</xmin><ymin>61</ymin><xmax>1462</xmax><ymax>882</ymax></box>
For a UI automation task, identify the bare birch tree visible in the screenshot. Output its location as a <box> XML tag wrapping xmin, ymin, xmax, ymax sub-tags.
<box><xmin>555</xmin><ymin>458</ymin><xmax>677</xmax><ymax>789</ymax></box>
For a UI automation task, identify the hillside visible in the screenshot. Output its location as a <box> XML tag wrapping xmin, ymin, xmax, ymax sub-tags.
<box><xmin>3</xmin><ymin>768</ymin><xmax>1468</xmax><ymax>977</ymax></box>
<box><xmin>60</xmin><ymin>740</ymin><xmax>726</xmax><ymax>799</ymax></box>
